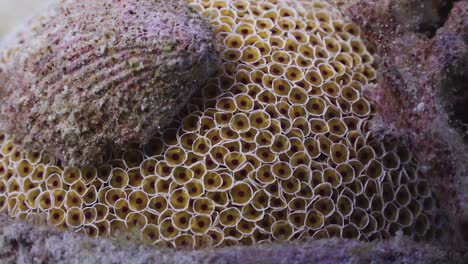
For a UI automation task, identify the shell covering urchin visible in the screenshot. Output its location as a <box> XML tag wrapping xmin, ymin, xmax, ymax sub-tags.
<box><xmin>0</xmin><ymin>0</ymin><xmax>220</xmax><ymax>166</ymax></box>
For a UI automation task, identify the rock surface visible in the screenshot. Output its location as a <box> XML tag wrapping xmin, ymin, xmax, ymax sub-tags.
<box><xmin>0</xmin><ymin>215</ymin><xmax>464</xmax><ymax>264</ymax></box>
<box><xmin>0</xmin><ymin>0</ymin><xmax>220</xmax><ymax>166</ymax></box>
<box><xmin>341</xmin><ymin>0</ymin><xmax>468</xmax><ymax>244</ymax></box>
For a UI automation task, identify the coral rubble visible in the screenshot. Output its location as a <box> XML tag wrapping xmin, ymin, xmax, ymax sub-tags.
<box><xmin>0</xmin><ymin>0</ymin><xmax>220</xmax><ymax>166</ymax></box>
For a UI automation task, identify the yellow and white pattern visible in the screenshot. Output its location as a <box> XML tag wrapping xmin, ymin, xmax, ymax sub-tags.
<box><xmin>0</xmin><ymin>0</ymin><xmax>441</xmax><ymax>249</ymax></box>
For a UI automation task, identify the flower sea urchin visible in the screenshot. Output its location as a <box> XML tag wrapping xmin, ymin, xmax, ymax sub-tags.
<box><xmin>0</xmin><ymin>0</ymin><xmax>445</xmax><ymax>249</ymax></box>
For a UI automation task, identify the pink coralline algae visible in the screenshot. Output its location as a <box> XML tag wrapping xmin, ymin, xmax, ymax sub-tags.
<box><xmin>0</xmin><ymin>0</ymin><xmax>220</xmax><ymax>166</ymax></box>
<box><xmin>345</xmin><ymin>0</ymin><xmax>468</xmax><ymax>246</ymax></box>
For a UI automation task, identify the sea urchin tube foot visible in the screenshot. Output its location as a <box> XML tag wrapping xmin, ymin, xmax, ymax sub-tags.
<box><xmin>0</xmin><ymin>0</ymin><xmax>221</xmax><ymax>166</ymax></box>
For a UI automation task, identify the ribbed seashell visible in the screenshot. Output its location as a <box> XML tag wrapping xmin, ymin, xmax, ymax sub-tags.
<box><xmin>0</xmin><ymin>0</ymin><xmax>220</xmax><ymax>166</ymax></box>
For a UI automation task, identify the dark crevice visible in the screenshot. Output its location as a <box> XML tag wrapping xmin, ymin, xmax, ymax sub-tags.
<box><xmin>443</xmin><ymin>58</ymin><xmax>468</xmax><ymax>141</ymax></box>
<box><xmin>418</xmin><ymin>0</ymin><xmax>458</xmax><ymax>38</ymax></box>
<box><xmin>451</xmin><ymin>83</ymin><xmax>468</xmax><ymax>124</ymax></box>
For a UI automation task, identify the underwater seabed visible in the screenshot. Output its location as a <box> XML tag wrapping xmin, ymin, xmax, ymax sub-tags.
<box><xmin>0</xmin><ymin>0</ymin><xmax>467</xmax><ymax>263</ymax></box>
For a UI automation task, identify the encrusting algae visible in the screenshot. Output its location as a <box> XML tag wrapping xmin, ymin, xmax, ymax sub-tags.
<box><xmin>0</xmin><ymin>0</ymin><xmax>447</xmax><ymax>249</ymax></box>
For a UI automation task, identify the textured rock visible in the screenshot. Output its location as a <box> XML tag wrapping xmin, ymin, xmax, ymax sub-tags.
<box><xmin>0</xmin><ymin>0</ymin><xmax>220</xmax><ymax>166</ymax></box>
<box><xmin>343</xmin><ymin>0</ymin><xmax>468</xmax><ymax>245</ymax></box>
<box><xmin>0</xmin><ymin>215</ymin><xmax>465</xmax><ymax>264</ymax></box>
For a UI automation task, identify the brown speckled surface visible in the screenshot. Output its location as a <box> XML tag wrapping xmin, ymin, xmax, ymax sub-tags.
<box><xmin>0</xmin><ymin>0</ymin><xmax>220</xmax><ymax>166</ymax></box>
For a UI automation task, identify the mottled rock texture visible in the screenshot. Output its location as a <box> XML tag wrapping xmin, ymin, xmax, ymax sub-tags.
<box><xmin>0</xmin><ymin>215</ymin><xmax>464</xmax><ymax>264</ymax></box>
<box><xmin>0</xmin><ymin>0</ymin><xmax>220</xmax><ymax>166</ymax></box>
<box><xmin>341</xmin><ymin>0</ymin><xmax>468</xmax><ymax>245</ymax></box>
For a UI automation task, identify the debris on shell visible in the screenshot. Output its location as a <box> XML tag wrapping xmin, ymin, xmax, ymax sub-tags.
<box><xmin>0</xmin><ymin>0</ymin><xmax>221</xmax><ymax>166</ymax></box>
